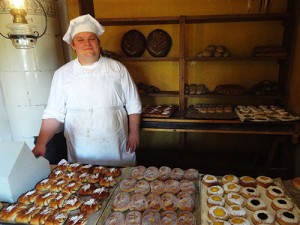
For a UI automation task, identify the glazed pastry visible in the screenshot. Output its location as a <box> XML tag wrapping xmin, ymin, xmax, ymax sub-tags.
<box><xmin>0</xmin><ymin>203</ymin><xmax>27</xmax><ymax>222</ymax></box>
<box><xmin>158</xmin><ymin>166</ymin><xmax>172</xmax><ymax>180</ymax></box>
<box><xmin>177</xmin><ymin>192</ymin><xmax>195</xmax><ymax>211</ymax></box>
<box><xmin>50</xmin><ymin>179</ymin><xmax>68</xmax><ymax>192</ymax></box>
<box><xmin>18</xmin><ymin>189</ymin><xmax>40</xmax><ymax>205</ymax></box>
<box><xmin>63</xmin><ymin>195</ymin><xmax>83</xmax><ymax>211</ymax></box>
<box><xmin>134</xmin><ymin>179</ymin><xmax>150</xmax><ymax>195</ymax></box>
<box><xmin>44</xmin><ymin>209</ymin><xmax>69</xmax><ymax>225</ymax></box>
<box><xmin>65</xmin><ymin>213</ymin><xmax>89</xmax><ymax>225</ymax></box>
<box><xmin>176</xmin><ymin>211</ymin><xmax>197</xmax><ymax>225</ymax></box>
<box><xmin>80</xmin><ymin>164</ymin><xmax>94</xmax><ymax>173</ymax></box>
<box><xmin>202</xmin><ymin>174</ymin><xmax>219</xmax><ymax>187</ymax></box>
<box><xmin>35</xmin><ymin>178</ymin><xmax>55</xmax><ymax>192</ymax></box>
<box><xmin>120</xmin><ymin>177</ymin><xmax>137</xmax><ymax>192</ymax></box>
<box><xmin>227</xmin><ymin>205</ymin><xmax>247</xmax><ymax>218</ymax></box>
<box><xmin>55</xmin><ymin>162</ymin><xmax>70</xmax><ymax>172</ymax></box>
<box><xmin>223</xmin><ymin>182</ymin><xmax>241</xmax><ymax>194</ymax></box>
<box><xmin>266</xmin><ymin>185</ymin><xmax>285</xmax><ymax>199</ymax></box>
<box><xmin>161</xmin><ymin>193</ymin><xmax>178</xmax><ymax>211</ymax></box>
<box><xmin>30</xmin><ymin>206</ymin><xmax>54</xmax><ymax>225</ymax></box>
<box><xmin>112</xmin><ymin>192</ymin><xmax>130</xmax><ymax>212</ymax></box>
<box><xmin>251</xmin><ymin>210</ymin><xmax>275</xmax><ymax>225</ymax></box>
<box><xmin>91</xmin><ymin>187</ymin><xmax>110</xmax><ymax>200</ymax></box>
<box><xmin>99</xmin><ymin>176</ymin><xmax>117</xmax><ymax>187</ymax></box>
<box><xmin>183</xmin><ymin>168</ymin><xmax>199</xmax><ymax>180</ymax></box>
<box><xmin>80</xmin><ymin>198</ymin><xmax>101</xmax><ymax>215</ymax></box>
<box><xmin>275</xmin><ymin>209</ymin><xmax>299</xmax><ymax>225</ymax></box>
<box><xmin>87</xmin><ymin>172</ymin><xmax>103</xmax><ymax>184</ymax></box>
<box><xmin>62</xmin><ymin>181</ymin><xmax>82</xmax><ymax>194</ymax></box>
<box><xmin>15</xmin><ymin>204</ymin><xmax>40</xmax><ymax>223</ymax></box>
<box><xmin>35</xmin><ymin>191</ymin><xmax>57</xmax><ymax>207</ymax></box>
<box><xmin>78</xmin><ymin>183</ymin><xmax>97</xmax><ymax>196</ymax></box>
<box><xmin>221</xmin><ymin>174</ymin><xmax>239</xmax><ymax>184</ymax></box>
<box><xmin>104</xmin><ymin>211</ymin><xmax>125</xmax><ymax>225</ymax></box>
<box><xmin>165</xmin><ymin>179</ymin><xmax>180</xmax><ymax>194</ymax></box>
<box><xmin>228</xmin><ymin>217</ymin><xmax>250</xmax><ymax>225</ymax></box>
<box><xmin>239</xmin><ymin>176</ymin><xmax>257</xmax><ymax>187</ymax></box>
<box><xmin>125</xmin><ymin>211</ymin><xmax>142</xmax><ymax>225</ymax></box>
<box><xmin>208</xmin><ymin>205</ymin><xmax>229</xmax><ymax>221</ymax></box>
<box><xmin>240</xmin><ymin>187</ymin><xmax>260</xmax><ymax>199</ymax></box>
<box><xmin>49</xmin><ymin>192</ymin><xmax>69</xmax><ymax>209</ymax></box>
<box><xmin>245</xmin><ymin>197</ymin><xmax>267</xmax><ymax>211</ymax></box>
<box><xmin>179</xmin><ymin>179</ymin><xmax>196</xmax><ymax>194</ymax></box>
<box><xmin>146</xmin><ymin>193</ymin><xmax>162</xmax><ymax>211</ymax></box>
<box><xmin>256</xmin><ymin>176</ymin><xmax>274</xmax><ymax>188</ymax></box>
<box><xmin>150</xmin><ymin>179</ymin><xmax>166</xmax><ymax>195</ymax></box>
<box><xmin>49</xmin><ymin>169</ymin><xmax>65</xmax><ymax>180</ymax></box>
<box><xmin>78</xmin><ymin>172</ymin><xmax>89</xmax><ymax>183</ymax></box>
<box><xmin>129</xmin><ymin>193</ymin><xmax>148</xmax><ymax>212</ymax></box>
<box><xmin>131</xmin><ymin>165</ymin><xmax>146</xmax><ymax>180</ymax></box>
<box><xmin>106</xmin><ymin>167</ymin><xmax>122</xmax><ymax>178</ymax></box>
<box><xmin>64</xmin><ymin>171</ymin><xmax>79</xmax><ymax>182</ymax></box>
<box><xmin>170</xmin><ymin>168</ymin><xmax>185</xmax><ymax>180</ymax></box>
<box><xmin>207</xmin><ymin>185</ymin><xmax>224</xmax><ymax>196</ymax></box>
<box><xmin>67</xmin><ymin>163</ymin><xmax>82</xmax><ymax>172</ymax></box>
<box><xmin>207</xmin><ymin>194</ymin><xmax>225</xmax><ymax>207</ymax></box>
<box><xmin>271</xmin><ymin>197</ymin><xmax>294</xmax><ymax>211</ymax></box>
<box><xmin>225</xmin><ymin>193</ymin><xmax>245</xmax><ymax>206</ymax></box>
<box><xmin>93</xmin><ymin>166</ymin><xmax>108</xmax><ymax>175</ymax></box>
<box><xmin>144</xmin><ymin>166</ymin><xmax>159</xmax><ymax>181</ymax></box>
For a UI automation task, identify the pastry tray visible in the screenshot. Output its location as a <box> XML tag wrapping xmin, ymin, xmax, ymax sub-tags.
<box><xmin>185</xmin><ymin>108</ymin><xmax>238</xmax><ymax>120</ymax></box>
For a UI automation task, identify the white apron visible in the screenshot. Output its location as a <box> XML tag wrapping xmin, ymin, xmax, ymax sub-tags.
<box><xmin>64</xmin><ymin>59</ymin><xmax>136</xmax><ymax>167</ymax></box>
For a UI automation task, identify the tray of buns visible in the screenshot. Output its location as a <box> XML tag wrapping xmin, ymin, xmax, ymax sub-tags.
<box><xmin>98</xmin><ymin>166</ymin><xmax>201</xmax><ymax>224</ymax></box>
<box><xmin>142</xmin><ymin>105</ymin><xmax>178</xmax><ymax>118</ymax></box>
<box><xmin>185</xmin><ymin>104</ymin><xmax>238</xmax><ymax>120</ymax></box>
<box><xmin>0</xmin><ymin>163</ymin><xmax>125</xmax><ymax>225</ymax></box>
<box><xmin>200</xmin><ymin>174</ymin><xmax>300</xmax><ymax>225</ymax></box>
<box><xmin>235</xmin><ymin>105</ymin><xmax>300</xmax><ymax>122</ymax></box>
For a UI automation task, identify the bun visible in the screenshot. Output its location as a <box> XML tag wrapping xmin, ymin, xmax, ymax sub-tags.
<box><xmin>93</xmin><ymin>166</ymin><xmax>108</xmax><ymax>175</ymax></box>
<box><xmin>35</xmin><ymin>191</ymin><xmax>57</xmax><ymax>207</ymax></box>
<box><xmin>120</xmin><ymin>177</ymin><xmax>137</xmax><ymax>192</ymax></box>
<box><xmin>183</xmin><ymin>168</ymin><xmax>199</xmax><ymax>180</ymax></box>
<box><xmin>0</xmin><ymin>203</ymin><xmax>27</xmax><ymax>222</ymax></box>
<box><xmin>177</xmin><ymin>192</ymin><xmax>195</xmax><ymax>211</ymax></box>
<box><xmin>78</xmin><ymin>183</ymin><xmax>97</xmax><ymax>196</ymax></box>
<box><xmin>80</xmin><ymin>198</ymin><xmax>101</xmax><ymax>215</ymax></box>
<box><xmin>179</xmin><ymin>179</ymin><xmax>196</xmax><ymax>194</ymax></box>
<box><xmin>80</xmin><ymin>164</ymin><xmax>94</xmax><ymax>174</ymax></box>
<box><xmin>170</xmin><ymin>168</ymin><xmax>185</xmax><ymax>180</ymax></box>
<box><xmin>161</xmin><ymin>193</ymin><xmax>178</xmax><ymax>211</ymax></box>
<box><xmin>158</xmin><ymin>166</ymin><xmax>172</xmax><ymax>180</ymax></box>
<box><xmin>44</xmin><ymin>209</ymin><xmax>69</xmax><ymax>225</ymax></box>
<box><xmin>125</xmin><ymin>211</ymin><xmax>142</xmax><ymax>225</ymax></box>
<box><xmin>131</xmin><ymin>166</ymin><xmax>146</xmax><ymax>180</ymax></box>
<box><xmin>67</xmin><ymin>163</ymin><xmax>82</xmax><ymax>172</ymax></box>
<box><xmin>91</xmin><ymin>187</ymin><xmax>110</xmax><ymax>200</ymax></box>
<box><xmin>62</xmin><ymin>181</ymin><xmax>82</xmax><ymax>194</ymax></box>
<box><xmin>142</xmin><ymin>209</ymin><xmax>160</xmax><ymax>224</ymax></box>
<box><xmin>129</xmin><ymin>193</ymin><xmax>148</xmax><ymax>212</ymax></box>
<box><xmin>146</xmin><ymin>193</ymin><xmax>162</xmax><ymax>211</ymax></box>
<box><xmin>165</xmin><ymin>179</ymin><xmax>180</xmax><ymax>194</ymax></box>
<box><xmin>35</xmin><ymin>178</ymin><xmax>54</xmax><ymax>192</ymax></box>
<box><xmin>144</xmin><ymin>166</ymin><xmax>159</xmax><ymax>181</ymax></box>
<box><xmin>177</xmin><ymin>211</ymin><xmax>197</xmax><ymax>224</ymax></box>
<box><xmin>50</xmin><ymin>179</ymin><xmax>68</xmax><ymax>192</ymax></box>
<box><xmin>150</xmin><ymin>179</ymin><xmax>166</xmax><ymax>195</ymax></box>
<box><xmin>134</xmin><ymin>180</ymin><xmax>150</xmax><ymax>195</ymax></box>
<box><xmin>49</xmin><ymin>169</ymin><xmax>65</xmax><ymax>180</ymax></box>
<box><xmin>105</xmin><ymin>212</ymin><xmax>125</xmax><ymax>225</ymax></box>
<box><xmin>18</xmin><ymin>189</ymin><xmax>40</xmax><ymax>205</ymax></box>
<box><xmin>63</xmin><ymin>195</ymin><xmax>83</xmax><ymax>211</ymax></box>
<box><xmin>49</xmin><ymin>192</ymin><xmax>69</xmax><ymax>209</ymax></box>
<box><xmin>112</xmin><ymin>192</ymin><xmax>130</xmax><ymax>212</ymax></box>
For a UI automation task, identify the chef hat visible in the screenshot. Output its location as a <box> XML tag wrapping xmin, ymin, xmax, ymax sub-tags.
<box><xmin>63</xmin><ymin>14</ymin><xmax>105</xmax><ymax>44</ymax></box>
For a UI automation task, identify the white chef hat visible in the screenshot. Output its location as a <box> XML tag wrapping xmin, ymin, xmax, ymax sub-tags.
<box><xmin>63</xmin><ymin>14</ymin><xmax>105</xmax><ymax>44</ymax></box>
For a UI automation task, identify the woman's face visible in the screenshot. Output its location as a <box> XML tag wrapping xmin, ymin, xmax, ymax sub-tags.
<box><xmin>71</xmin><ymin>32</ymin><xmax>101</xmax><ymax>65</ymax></box>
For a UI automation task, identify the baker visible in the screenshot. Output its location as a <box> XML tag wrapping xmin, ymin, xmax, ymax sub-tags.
<box><xmin>32</xmin><ymin>14</ymin><xmax>142</xmax><ymax>166</ymax></box>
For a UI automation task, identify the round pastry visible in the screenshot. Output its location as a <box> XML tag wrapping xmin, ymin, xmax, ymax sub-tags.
<box><xmin>35</xmin><ymin>191</ymin><xmax>57</xmax><ymax>207</ymax></box>
<box><xmin>99</xmin><ymin>176</ymin><xmax>117</xmax><ymax>187</ymax></box>
<box><xmin>240</xmin><ymin>187</ymin><xmax>261</xmax><ymax>199</ymax></box>
<box><xmin>65</xmin><ymin>213</ymin><xmax>89</xmax><ymax>225</ymax></box>
<box><xmin>67</xmin><ymin>163</ymin><xmax>82</xmax><ymax>172</ymax></box>
<box><xmin>15</xmin><ymin>204</ymin><xmax>40</xmax><ymax>223</ymax></box>
<box><xmin>30</xmin><ymin>206</ymin><xmax>54</xmax><ymax>225</ymax></box>
<box><xmin>62</xmin><ymin>181</ymin><xmax>82</xmax><ymax>194</ymax></box>
<box><xmin>91</xmin><ymin>187</ymin><xmax>110</xmax><ymax>200</ymax></box>
<box><xmin>106</xmin><ymin>167</ymin><xmax>122</xmax><ymax>178</ymax></box>
<box><xmin>131</xmin><ymin>165</ymin><xmax>146</xmax><ymax>180</ymax></box>
<box><xmin>64</xmin><ymin>171</ymin><xmax>79</xmax><ymax>182</ymax></box>
<box><xmin>146</xmin><ymin>193</ymin><xmax>162</xmax><ymax>211</ymax></box>
<box><xmin>142</xmin><ymin>209</ymin><xmax>161</xmax><ymax>224</ymax></box>
<box><xmin>207</xmin><ymin>194</ymin><xmax>225</xmax><ymax>207</ymax></box>
<box><xmin>18</xmin><ymin>189</ymin><xmax>40</xmax><ymax>204</ymax></box>
<box><xmin>161</xmin><ymin>193</ymin><xmax>178</xmax><ymax>211</ymax></box>
<box><xmin>202</xmin><ymin>174</ymin><xmax>219</xmax><ymax>187</ymax></box>
<box><xmin>93</xmin><ymin>166</ymin><xmax>108</xmax><ymax>175</ymax></box>
<box><xmin>104</xmin><ymin>211</ymin><xmax>126</xmax><ymax>225</ymax></box>
<box><xmin>208</xmin><ymin>206</ymin><xmax>229</xmax><ymax>221</ymax></box>
<box><xmin>170</xmin><ymin>168</ymin><xmax>185</xmax><ymax>180</ymax></box>
<box><xmin>207</xmin><ymin>185</ymin><xmax>224</xmax><ymax>196</ymax></box>
<box><xmin>144</xmin><ymin>166</ymin><xmax>159</xmax><ymax>181</ymax></box>
<box><xmin>120</xmin><ymin>177</ymin><xmax>137</xmax><ymax>192</ymax></box>
<box><xmin>256</xmin><ymin>176</ymin><xmax>274</xmax><ymax>188</ymax></box>
<box><xmin>44</xmin><ymin>209</ymin><xmax>69</xmax><ymax>225</ymax></box>
<box><xmin>227</xmin><ymin>205</ymin><xmax>247</xmax><ymax>218</ymax></box>
<box><xmin>49</xmin><ymin>169</ymin><xmax>65</xmax><ymax>180</ymax></box>
<box><xmin>180</xmin><ymin>179</ymin><xmax>196</xmax><ymax>194</ymax></box>
<box><xmin>266</xmin><ymin>185</ymin><xmax>285</xmax><ymax>200</ymax></box>
<box><xmin>35</xmin><ymin>178</ymin><xmax>55</xmax><ymax>192</ymax></box>
<box><xmin>78</xmin><ymin>183</ymin><xmax>97</xmax><ymax>196</ymax></box>
<box><xmin>134</xmin><ymin>179</ymin><xmax>150</xmax><ymax>195</ymax></box>
<box><xmin>239</xmin><ymin>176</ymin><xmax>257</xmax><ymax>187</ymax></box>
<box><xmin>165</xmin><ymin>179</ymin><xmax>181</xmax><ymax>194</ymax></box>
<box><xmin>245</xmin><ymin>197</ymin><xmax>267</xmax><ymax>211</ymax></box>
<box><xmin>125</xmin><ymin>210</ymin><xmax>142</xmax><ymax>225</ymax></box>
<box><xmin>50</xmin><ymin>179</ymin><xmax>68</xmax><ymax>192</ymax></box>
<box><xmin>158</xmin><ymin>166</ymin><xmax>172</xmax><ymax>180</ymax></box>
<box><xmin>80</xmin><ymin>198</ymin><xmax>101</xmax><ymax>215</ymax></box>
<box><xmin>275</xmin><ymin>209</ymin><xmax>299</xmax><ymax>225</ymax></box>
<box><xmin>228</xmin><ymin>217</ymin><xmax>250</xmax><ymax>225</ymax></box>
<box><xmin>150</xmin><ymin>179</ymin><xmax>166</xmax><ymax>195</ymax></box>
<box><xmin>221</xmin><ymin>174</ymin><xmax>239</xmax><ymax>184</ymax></box>
<box><xmin>63</xmin><ymin>195</ymin><xmax>83</xmax><ymax>211</ymax></box>
<box><xmin>49</xmin><ymin>192</ymin><xmax>69</xmax><ymax>209</ymax></box>
<box><xmin>87</xmin><ymin>172</ymin><xmax>103</xmax><ymax>184</ymax></box>
<box><xmin>223</xmin><ymin>182</ymin><xmax>241</xmax><ymax>194</ymax></box>
<box><xmin>251</xmin><ymin>210</ymin><xmax>275</xmax><ymax>225</ymax></box>
<box><xmin>225</xmin><ymin>193</ymin><xmax>245</xmax><ymax>206</ymax></box>
<box><xmin>271</xmin><ymin>197</ymin><xmax>294</xmax><ymax>211</ymax></box>
<box><xmin>160</xmin><ymin>210</ymin><xmax>177</xmax><ymax>225</ymax></box>
<box><xmin>55</xmin><ymin>162</ymin><xmax>70</xmax><ymax>172</ymax></box>
<box><xmin>177</xmin><ymin>192</ymin><xmax>195</xmax><ymax>211</ymax></box>
<box><xmin>129</xmin><ymin>193</ymin><xmax>148</xmax><ymax>212</ymax></box>
<box><xmin>183</xmin><ymin>168</ymin><xmax>199</xmax><ymax>180</ymax></box>
<box><xmin>80</xmin><ymin>164</ymin><xmax>94</xmax><ymax>173</ymax></box>
<box><xmin>0</xmin><ymin>203</ymin><xmax>27</xmax><ymax>222</ymax></box>
<box><xmin>211</xmin><ymin>220</ymin><xmax>230</xmax><ymax>225</ymax></box>
<box><xmin>177</xmin><ymin>211</ymin><xmax>197</xmax><ymax>225</ymax></box>
<box><xmin>112</xmin><ymin>192</ymin><xmax>130</xmax><ymax>212</ymax></box>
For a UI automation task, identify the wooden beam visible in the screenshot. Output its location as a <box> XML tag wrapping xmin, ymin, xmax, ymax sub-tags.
<box><xmin>78</xmin><ymin>0</ymin><xmax>95</xmax><ymax>17</ymax></box>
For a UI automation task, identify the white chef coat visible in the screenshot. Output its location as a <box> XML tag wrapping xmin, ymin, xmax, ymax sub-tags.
<box><xmin>42</xmin><ymin>56</ymin><xmax>142</xmax><ymax>166</ymax></box>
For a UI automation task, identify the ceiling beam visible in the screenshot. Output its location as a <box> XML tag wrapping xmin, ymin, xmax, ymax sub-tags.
<box><xmin>78</xmin><ymin>0</ymin><xmax>95</xmax><ymax>17</ymax></box>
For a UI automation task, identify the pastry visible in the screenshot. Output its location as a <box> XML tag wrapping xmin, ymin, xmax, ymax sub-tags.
<box><xmin>170</xmin><ymin>168</ymin><xmax>185</xmax><ymax>180</ymax></box>
<box><xmin>50</xmin><ymin>179</ymin><xmax>68</xmax><ymax>192</ymax></box>
<box><xmin>150</xmin><ymin>179</ymin><xmax>166</xmax><ymax>195</ymax></box>
<box><xmin>78</xmin><ymin>183</ymin><xmax>97</xmax><ymax>196</ymax></box>
<box><xmin>87</xmin><ymin>172</ymin><xmax>103</xmax><ymax>184</ymax></box>
<box><xmin>158</xmin><ymin>166</ymin><xmax>172</xmax><ymax>180</ymax></box>
<box><xmin>207</xmin><ymin>194</ymin><xmax>225</xmax><ymax>207</ymax></box>
<box><xmin>0</xmin><ymin>203</ymin><xmax>27</xmax><ymax>222</ymax></box>
<box><xmin>275</xmin><ymin>209</ymin><xmax>299</xmax><ymax>225</ymax></box>
<box><xmin>65</xmin><ymin>213</ymin><xmax>89</xmax><ymax>225</ymax></box>
<box><xmin>99</xmin><ymin>176</ymin><xmax>117</xmax><ymax>187</ymax></box>
<box><xmin>245</xmin><ymin>197</ymin><xmax>267</xmax><ymax>211</ymax></box>
<box><xmin>131</xmin><ymin>165</ymin><xmax>146</xmax><ymax>180</ymax></box>
<box><xmin>63</xmin><ymin>195</ymin><xmax>83</xmax><ymax>211</ymax></box>
<box><xmin>221</xmin><ymin>174</ymin><xmax>239</xmax><ymax>184</ymax></box>
<box><xmin>78</xmin><ymin>172</ymin><xmax>89</xmax><ymax>183</ymax></box>
<box><xmin>134</xmin><ymin>179</ymin><xmax>150</xmax><ymax>195</ymax></box>
<box><xmin>240</xmin><ymin>187</ymin><xmax>261</xmax><ymax>199</ymax></box>
<box><xmin>80</xmin><ymin>164</ymin><xmax>94</xmax><ymax>173</ymax></box>
<box><xmin>251</xmin><ymin>210</ymin><xmax>275</xmax><ymax>225</ymax></box>
<box><xmin>202</xmin><ymin>174</ymin><xmax>219</xmax><ymax>187</ymax></box>
<box><xmin>239</xmin><ymin>176</ymin><xmax>257</xmax><ymax>187</ymax></box>
<box><xmin>183</xmin><ymin>168</ymin><xmax>199</xmax><ymax>180</ymax></box>
<box><xmin>80</xmin><ymin>198</ymin><xmax>101</xmax><ymax>215</ymax></box>
<box><xmin>35</xmin><ymin>178</ymin><xmax>55</xmax><ymax>192</ymax></box>
<box><xmin>62</xmin><ymin>181</ymin><xmax>82</xmax><ymax>194</ymax></box>
<box><xmin>207</xmin><ymin>185</ymin><xmax>224</xmax><ymax>196</ymax></box>
<box><xmin>120</xmin><ymin>177</ymin><xmax>137</xmax><ymax>192</ymax></box>
<box><xmin>177</xmin><ymin>192</ymin><xmax>195</xmax><ymax>211</ymax></box>
<box><xmin>30</xmin><ymin>206</ymin><xmax>54</xmax><ymax>225</ymax></box>
<box><xmin>64</xmin><ymin>171</ymin><xmax>79</xmax><ymax>182</ymax></box>
<box><xmin>228</xmin><ymin>217</ymin><xmax>250</xmax><ymax>225</ymax></box>
<box><xmin>165</xmin><ymin>179</ymin><xmax>180</xmax><ymax>194</ymax></box>
<box><xmin>225</xmin><ymin>193</ymin><xmax>245</xmax><ymax>206</ymax></box>
<box><xmin>104</xmin><ymin>211</ymin><xmax>126</xmax><ymax>225</ymax></box>
<box><xmin>223</xmin><ymin>182</ymin><xmax>241</xmax><ymax>194</ymax></box>
<box><xmin>210</xmin><ymin>220</ymin><xmax>230</xmax><ymax>225</ymax></box>
<box><xmin>49</xmin><ymin>192</ymin><xmax>69</xmax><ymax>209</ymax></box>
<box><xmin>271</xmin><ymin>197</ymin><xmax>294</xmax><ymax>211</ymax></box>
<box><xmin>256</xmin><ymin>176</ymin><xmax>274</xmax><ymax>188</ymax></box>
<box><xmin>55</xmin><ymin>162</ymin><xmax>70</xmax><ymax>172</ymax></box>
<box><xmin>49</xmin><ymin>169</ymin><xmax>65</xmax><ymax>180</ymax></box>
<box><xmin>208</xmin><ymin>206</ymin><xmax>229</xmax><ymax>221</ymax></box>
<box><xmin>112</xmin><ymin>192</ymin><xmax>130</xmax><ymax>212</ymax></box>
<box><xmin>161</xmin><ymin>193</ymin><xmax>178</xmax><ymax>211</ymax></box>
<box><xmin>125</xmin><ymin>210</ymin><xmax>142</xmax><ymax>225</ymax></box>
<box><xmin>91</xmin><ymin>187</ymin><xmax>110</xmax><ymax>200</ymax></box>
<box><xmin>179</xmin><ymin>179</ymin><xmax>196</xmax><ymax>194</ymax></box>
<box><xmin>93</xmin><ymin>166</ymin><xmax>108</xmax><ymax>175</ymax></box>
<box><xmin>160</xmin><ymin>210</ymin><xmax>177</xmax><ymax>225</ymax></box>
<box><xmin>291</xmin><ymin>177</ymin><xmax>300</xmax><ymax>190</ymax></box>
<box><xmin>129</xmin><ymin>193</ymin><xmax>148</xmax><ymax>211</ymax></box>
<box><xmin>146</xmin><ymin>193</ymin><xmax>162</xmax><ymax>211</ymax></box>
<box><xmin>35</xmin><ymin>191</ymin><xmax>57</xmax><ymax>207</ymax></box>
<box><xmin>142</xmin><ymin>209</ymin><xmax>161</xmax><ymax>224</ymax></box>
<box><xmin>15</xmin><ymin>204</ymin><xmax>40</xmax><ymax>223</ymax></box>
<box><xmin>44</xmin><ymin>209</ymin><xmax>69</xmax><ymax>225</ymax></box>
<box><xmin>176</xmin><ymin>211</ymin><xmax>197</xmax><ymax>225</ymax></box>
<box><xmin>144</xmin><ymin>166</ymin><xmax>159</xmax><ymax>181</ymax></box>
<box><xmin>227</xmin><ymin>204</ymin><xmax>247</xmax><ymax>218</ymax></box>
<box><xmin>67</xmin><ymin>163</ymin><xmax>82</xmax><ymax>172</ymax></box>
<box><xmin>18</xmin><ymin>189</ymin><xmax>40</xmax><ymax>205</ymax></box>
<box><xmin>106</xmin><ymin>167</ymin><xmax>122</xmax><ymax>178</ymax></box>
<box><xmin>266</xmin><ymin>185</ymin><xmax>285</xmax><ymax>199</ymax></box>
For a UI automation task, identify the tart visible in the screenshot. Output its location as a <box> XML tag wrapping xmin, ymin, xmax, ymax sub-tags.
<box><xmin>271</xmin><ymin>197</ymin><xmax>294</xmax><ymax>211</ymax></box>
<box><xmin>266</xmin><ymin>185</ymin><xmax>285</xmax><ymax>200</ymax></box>
<box><xmin>239</xmin><ymin>176</ymin><xmax>257</xmax><ymax>188</ymax></box>
<box><xmin>245</xmin><ymin>197</ymin><xmax>267</xmax><ymax>211</ymax></box>
<box><xmin>240</xmin><ymin>187</ymin><xmax>261</xmax><ymax>199</ymax></box>
<box><xmin>208</xmin><ymin>206</ymin><xmax>229</xmax><ymax>221</ymax></box>
<box><xmin>223</xmin><ymin>182</ymin><xmax>241</xmax><ymax>194</ymax></box>
<box><xmin>207</xmin><ymin>194</ymin><xmax>225</xmax><ymax>207</ymax></box>
<box><xmin>207</xmin><ymin>185</ymin><xmax>224</xmax><ymax>196</ymax></box>
<box><xmin>256</xmin><ymin>176</ymin><xmax>274</xmax><ymax>188</ymax></box>
<box><xmin>227</xmin><ymin>204</ymin><xmax>247</xmax><ymax>218</ymax></box>
<box><xmin>225</xmin><ymin>193</ymin><xmax>245</xmax><ymax>206</ymax></box>
<box><xmin>202</xmin><ymin>174</ymin><xmax>219</xmax><ymax>187</ymax></box>
<box><xmin>251</xmin><ymin>210</ymin><xmax>275</xmax><ymax>225</ymax></box>
<box><xmin>228</xmin><ymin>217</ymin><xmax>250</xmax><ymax>225</ymax></box>
<box><xmin>275</xmin><ymin>209</ymin><xmax>299</xmax><ymax>225</ymax></box>
<box><xmin>221</xmin><ymin>174</ymin><xmax>239</xmax><ymax>184</ymax></box>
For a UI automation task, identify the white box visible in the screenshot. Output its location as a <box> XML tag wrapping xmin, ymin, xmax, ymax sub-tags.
<box><xmin>0</xmin><ymin>141</ymin><xmax>50</xmax><ymax>203</ymax></box>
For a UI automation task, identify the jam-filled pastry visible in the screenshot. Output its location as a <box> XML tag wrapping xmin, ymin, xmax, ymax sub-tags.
<box><xmin>165</xmin><ymin>179</ymin><xmax>180</xmax><ymax>194</ymax></box>
<box><xmin>202</xmin><ymin>174</ymin><xmax>219</xmax><ymax>187</ymax></box>
<box><xmin>275</xmin><ymin>209</ymin><xmax>299</xmax><ymax>225</ymax></box>
<box><xmin>207</xmin><ymin>185</ymin><xmax>224</xmax><ymax>196</ymax></box>
<box><xmin>183</xmin><ymin>168</ymin><xmax>199</xmax><ymax>180</ymax></box>
<box><xmin>78</xmin><ymin>183</ymin><xmax>97</xmax><ymax>196</ymax></box>
<box><xmin>271</xmin><ymin>197</ymin><xmax>294</xmax><ymax>211</ymax></box>
<box><xmin>30</xmin><ymin>206</ymin><xmax>54</xmax><ymax>225</ymax></box>
<box><xmin>146</xmin><ymin>193</ymin><xmax>162</xmax><ymax>211</ymax></box>
<box><xmin>256</xmin><ymin>176</ymin><xmax>274</xmax><ymax>188</ymax></box>
<box><xmin>239</xmin><ymin>175</ymin><xmax>257</xmax><ymax>188</ymax></box>
<box><xmin>131</xmin><ymin>165</ymin><xmax>146</xmax><ymax>180</ymax></box>
<box><xmin>240</xmin><ymin>187</ymin><xmax>260</xmax><ymax>199</ymax></box>
<box><xmin>15</xmin><ymin>204</ymin><xmax>40</xmax><ymax>223</ymax></box>
<box><xmin>221</xmin><ymin>174</ymin><xmax>239</xmax><ymax>184</ymax></box>
<box><xmin>112</xmin><ymin>192</ymin><xmax>130</xmax><ymax>212</ymax></box>
<box><xmin>125</xmin><ymin>210</ymin><xmax>142</xmax><ymax>225</ymax></box>
<box><xmin>104</xmin><ymin>211</ymin><xmax>126</xmax><ymax>225</ymax></box>
<box><xmin>170</xmin><ymin>168</ymin><xmax>185</xmax><ymax>180</ymax></box>
<box><xmin>161</xmin><ymin>193</ymin><xmax>178</xmax><ymax>211</ymax></box>
<box><xmin>150</xmin><ymin>179</ymin><xmax>166</xmax><ymax>195</ymax></box>
<box><xmin>106</xmin><ymin>167</ymin><xmax>122</xmax><ymax>178</ymax></box>
<box><xmin>246</xmin><ymin>197</ymin><xmax>267</xmax><ymax>211</ymax></box>
<box><xmin>144</xmin><ymin>166</ymin><xmax>159</xmax><ymax>181</ymax></box>
<box><xmin>177</xmin><ymin>211</ymin><xmax>197</xmax><ymax>225</ymax></box>
<box><xmin>158</xmin><ymin>166</ymin><xmax>172</xmax><ymax>180</ymax></box>
<box><xmin>129</xmin><ymin>193</ymin><xmax>148</xmax><ymax>212</ymax></box>
<box><xmin>80</xmin><ymin>198</ymin><xmax>101</xmax><ymax>215</ymax></box>
<box><xmin>251</xmin><ymin>210</ymin><xmax>275</xmax><ymax>225</ymax></box>
<box><xmin>179</xmin><ymin>179</ymin><xmax>196</xmax><ymax>194</ymax></box>
<box><xmin>266</xmin><ymin>185</ymin><xmax>285</xmax><ymax>200</ymax></box>
<box><xmin>65</xmin><ymin>213</ymin><xmax>89</xmax><ymax>225</ymax></box>
<box><xmin>18</xmin><ymin>189</ymin><xmax>40</xmax><ymax>205</ymax></box>
<box><xmin>91</xmin><ymin>187</ymin><xmax>110</xmax><ymax>200</ymax></box>
<box><xmin>134</xmin><ymin>179</ymin><xmax>150</xmax><ymax>195</ymax></box>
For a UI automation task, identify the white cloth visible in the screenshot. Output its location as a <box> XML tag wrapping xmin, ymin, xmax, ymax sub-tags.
<box><xmin>63</xmin><ymin>14</ymin><xmax>105</xmax><ymax>44</ymax></box>
<box><xmin>43</xmin><ymin>57</ymin><xmax>142</xmax><ymax>166</ymax></box>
